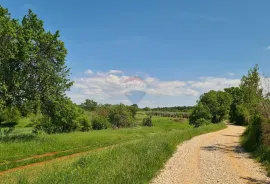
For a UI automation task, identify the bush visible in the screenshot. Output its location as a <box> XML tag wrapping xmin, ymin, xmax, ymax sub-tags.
<box><xmin>34</xmin><ymin>98</ymin><xmax>91</xmax><ymax>133</ymax></box>
<box><xmin>28</xmin><ymin>113</ymin><xmax>43</xmax><ymax>125</ymax></box>
<box><xmin>92</xmin><ymin>116</ymin><xmax>110</xmax><ymax>130</ymax></box>
<box><xmin>242</xmin><ymin>115</ymin><xmax>262</xmax><ymax>151</ymax></box>
<box><xmin>234</xmin><ymin>104</ymin><xmax>250</xmax><ymax>125</ymax></box>
<box><xmin>142</xmin><ymin>116</ymin><xmax>153</xmax><ymax>127</ymax></box>
<box><xmin>189</xmin><ymin>103</ymin><xmax>212</xmax><ymax>127</ymax></box>
<box><xmin>76</xmin><ymin>114</ymin><xmax>91</xmax><ymax>132</ymax></box>
<box><xmin>108</xmin><ymin>104</ymin><xmax>134</xmax><ymax>128</ymax></box>
<box><xmin>0</xmin><ymin>107</ymin><xmax>21</xmax><ymax>123</ymax></box>
<box><xmin>196</xmin><ymin>118</ymin><xmax>211</xmax><ymax>127</ymax></box>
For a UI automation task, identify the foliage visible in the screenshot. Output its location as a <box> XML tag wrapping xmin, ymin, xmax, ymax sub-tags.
<box><xmin>142</xmin><ymin>107</ymin><xmax>151</xmax><ymax>111</ymax></box>
<box><xmin>33</xmin><ymin>98</ymin><xmax>90</xmax><ymax>133</ymax></box>
<box><xmin>225</xmin><ymin>87</ymin><xmax>245</xmax><ymax>124</ymax></box>
<box><xmin>189</xmin><ymin>103</ymin><xmax>212</xmax><ymax>127</ymax></box>
<box><xmin>92</xmin><ymin>116</ymin><xmax>110</xmax><ymax>130</ymax></box>
<box><xmin>199</xmin><ymin>90</ymin><xmax>232</xmax><ymax>123</ymax></box>
<box><xmin>108</xmin><ymin>104</ymin><xmax>134</xmax><ymax>128</ymax></box>
<box><xmin>0</xmin><ymin>107</ymin><xmax>21</xmax><ymax>123</ymax></box>
<box><xmin>239</xmin><ymin>65</ymin><xmax>270</xmax><ymax>175</ymax></box>
<box><xmin>128</xmin><ymin>104</ymin><xmax>139</xmax><ymax>118</ymax></box>
<box><xmin>80</xmin><ymin>99</ymin><xmax>97</xmax><ymax>111</ymax></box>
<box><xmin>151</xmin><ymin>106</ymin><xmax>194</xmax><ymax>112</ymax></box>
<box><xmin>240</xmin><ymin>65</ymin><xmax>262</xmax><ymax>115</ymax></box>
<box><xmin>76</xmin><ymin>114</ymin><xmax>91</xmax><ymax>132</ymax></box>
<box><xmin>0</xmin><ymin>5</ymin><xmax>74</xmax><ymax>133</ymax></box>
<box><xmin>145</xmin><ymin>111</ymin><xmax>190</xmax><ymax>118</ymax></box>
<box><xmin>142</xmin><ymin>116</ymin><xmax>153</xmax><ymax>126</ymax></box>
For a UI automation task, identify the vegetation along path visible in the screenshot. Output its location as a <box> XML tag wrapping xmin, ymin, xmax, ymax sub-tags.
<box><xmin>152</xmin><ymin>125</ymin><xmax>270</xmax><ymax>184</ymax></box>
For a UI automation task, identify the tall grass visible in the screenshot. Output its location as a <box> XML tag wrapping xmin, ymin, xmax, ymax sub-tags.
<box><xmin>1</xmin><ymin>123</ymin><xmax>226</xmax><ymax>184</ymax></box>
<box><xmin>0</xmin><ymin>117</ymin><xmax>189</xmax><ymax>169</ymax></box>
<box><xmin>241</xmin><ymin>116</ymin><xmax>270</xmax><ymax>176</ymax></box>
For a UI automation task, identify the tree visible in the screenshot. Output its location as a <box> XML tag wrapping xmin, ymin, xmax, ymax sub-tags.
<box><xmin>225</xmin><ymin>87</ymin><xmax>247</xmax><ymax>125</ymax></box>
<box><xmin>80</xmin><ymin>99</ymin><xmax>98</xmax><ymax>111</ymax></box>
<box><xmin>0</xmin><ymin>6</ymin><xmax>72</xmax><ymax>115</ymax></box>
<box><xmin>0</xmin><ymin>6</ymin><xmax>86</xmax><ymax>133</ymax></box>
<box><xmin>108</xmin><ymin>104</ymin><xmax>134</xmax><ymax>128</ymax></box>
<box><xmin>199</xmin><ymin>90</ymin><xmax>232</xmax><ymax>123</ymax></box>
<box><xmin>189</xmin><ymin>103</ymin><xmax>212</xmax><ymax>127</ymax></box>
<box><xmin>240</xmin><ymin>64</ymin><xmax>263</xmax><ymax>118</ymax></box>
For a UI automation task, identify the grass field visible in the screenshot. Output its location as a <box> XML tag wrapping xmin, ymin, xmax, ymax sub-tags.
<box><xmin>0</xmin><ymin>115</ymin><xmax>226</xmax><ymax>184</ymax></box>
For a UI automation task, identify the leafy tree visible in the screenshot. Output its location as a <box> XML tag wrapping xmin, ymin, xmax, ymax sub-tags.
<box><xmin>142</xmin><ymin>116</ymin><xmax>153</xmax><ymax>126</ymax></box>
<box><xmin>80</xmin><ymin>99</ymin><xmax>98</xmax><ymax>111</ymax></box>
<box><xmin>0</xmin><ymin>6</ymin><xmax>81</xmax><ymax>133</ymax></box>
<box><xmin>199</xmin><ymin>90</ymin><xmax>232</xmax><ymax>123</ymax></box>
<box><xmin>143</xmin><ymin>107</ymin><xmax>151</xmax><ymax>111</ymax></box>
<box><xmin>240</xmin><ymin>64</ymin><xmax>263</xmax><ymax>118</ymax></box>
<box><xmin>92</xmin><ymin>116</ymin><xmax>110</xmax><ymax>130</ymax></box>
<box><xmin>225</xmin><ymin>87</ymin><xmax>247</xmax><ymax>125</ymax></box>
<box><xmin>0</xmin><ymin>6</ymin><xmax>72</xmax><ymax>113</ymax></box>
<box><xmin>129</xmin><ymin>104</ymin><xmax>139</xmax><ymax>118</ymax></box>
<box><xmin>34</xmin><ymin>98</ymin><xmax>90</xmax><ymax>133</ymax></box>
<box><xmin>108</xmin><ymin>104</ymin><xmax>134</xmax><ymax>128</ymax></box>
<box><xmin>189</xmin><ymin>103</ymin><xmax>212</xmax><ymax>127</ymax></box>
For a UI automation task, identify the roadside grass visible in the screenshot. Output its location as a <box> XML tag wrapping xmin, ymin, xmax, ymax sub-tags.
<box><xmin>0</xmin><ymin>117</ymin><xmax>189</xmax><ymax>171</ymax></box>
<box><xmin>0</xmin><ymin>122</ymin><xmax>226</xmax><ymax>184</ymax></box>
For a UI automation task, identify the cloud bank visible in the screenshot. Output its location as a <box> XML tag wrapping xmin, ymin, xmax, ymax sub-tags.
<box><xmin>67</xmin><ymin>69</ymin><xmax>240</xmax><ymax>107</ymax></box>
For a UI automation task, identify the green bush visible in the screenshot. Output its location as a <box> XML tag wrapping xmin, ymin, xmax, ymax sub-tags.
<box><xmin>28</xmin><ymin>113</ymin><xmax>43</xmax><ymax>125</ymax></box>
<box><xmin>92</xmin><ymin>116</ymin><xmax>110</xmax><ymax>130</ymax></box>
<box><xmin>234</xmin><ymin>104</ymin><xmax>250</xmax><ymax>125</ymax></box>
<box><xmin>189</xmin><ymin>103</ymin><xmax>212</xmax><ymax>127</ymax></box>
<box><xmin>242</xmin><ymin>115</ymin><xmax>262</xmax><ymax>151</ymax></box>
<box><xmin>0</xmin><ymin>107</ymin><xmax>21</xmax><ymax>123</ymax></box>
<box><xmin>196</xmin><ymin>118</ymin><xmax>211</xmax><ymax>127</ymax></box>
<box><xmin>108</xmin><ymin>104</ymin><xmax>134</xmax><ymax>128</ymax></box>
<box><xmin>34</xmin><ymin>98</ymin><xmax>90</xmax><ymax>133</ymax></box>
<box><xmin>76</xmin><ymin>114</ymin><xmax>91</xmax><ymax>132</ymax></box>
<box><xmin>142</xmin><ymin>116</ymin><xmax>153</xmax><ymax>126</ymax></box>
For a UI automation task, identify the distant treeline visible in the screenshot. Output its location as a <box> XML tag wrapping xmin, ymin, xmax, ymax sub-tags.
<box><xmin>145</xmin><ymin>111</ymin><xmax>190</xmax><ymax>119</ymax></box>
<box><xmin>144</xmin><ymin>106</ymin><xmax>194</xmax><ymax>112</ymax></box>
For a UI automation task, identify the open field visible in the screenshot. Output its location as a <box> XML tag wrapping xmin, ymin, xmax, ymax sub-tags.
<box><xmin>0</xmin><ymin>117</ymin><xmax>226</xmax><ymax>184</ymax></box>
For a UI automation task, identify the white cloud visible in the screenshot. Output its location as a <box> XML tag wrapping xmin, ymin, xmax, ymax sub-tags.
<box><xmin>191</xmin><ymin>77</ymin><xmax>240</xmax><ymax>92</ymax></box>
<box><xmin>228</xmin><ymin>72</ymin><xmax>235</xmax><ymax>76</ymax></box>
<box><xmin>84</xmin><ymin>70</ymin><xmax>93</xmax><ymax>75</ymax></box>
<box><xmin>108</xmin><ymin>70</ymin><xmax>123</xmax><ymax>74</ymax></box>
<box><xmin>67</xmin><ymin>69</ymin><xmax>241</xmax><ymax>106</ymax></box>
<box><xmin>266</xmin><ymin>46</ymin><xmax>270</xmax><ymax>50</ymax></box>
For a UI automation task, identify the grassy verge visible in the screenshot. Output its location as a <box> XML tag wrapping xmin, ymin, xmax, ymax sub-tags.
<box><xmin>1</xmin><ymin>122</ymin><xmax>226</xmax><ymax>184</ymax></box>
<box><xmin>241</xmin><ymin>121</ymin><xmax>270</xmax><ymax>176</ymax></box>
<box><xmin>0</xmin><ymin>117</ymin><xmax>190</xmax><ymax>170</ymax></box>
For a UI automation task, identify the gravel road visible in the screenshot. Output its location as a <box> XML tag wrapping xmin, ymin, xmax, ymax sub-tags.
<box><xmin>151</xmin><ymin>125</ymin><xmax>270</xmax><ymax>184</ymax></box>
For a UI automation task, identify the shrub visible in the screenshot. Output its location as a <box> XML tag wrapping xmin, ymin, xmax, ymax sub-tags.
<box><xmin>92</xmin><ymin>116</ymin><xmax>110</xmax><ymax>130</ymax></box>
<box><xmin>234</xmin><ymin>104</ymin><xmax>250</xmax><ymax>125</ymax></box>
<box><xmin>108</xmin><ymin>104</ymin><xmax>134</xmax><ymax>128</ymax></box>
<box><xmin>76</xmin><ymin>114</ymin><xmax>91</xmax><ymax>132</ymax></box>
<box><xmin>35</xmin><ymin>98</ymin><xmax>91</xmax><ymax>133</ymax></box>
<box><xmin>189</xmin><ymin>103</ymin><xmax>212</xmax><ymax>127</ymax></box>
<box><xmin>0</xmin><ymin>107</ymin><xmax>21</xmax><ymax>123</ymax></box>
<box><xmin>196</xmin><ymin>118</ymin><xmax>211</xmax><ymax>127</ymax></box>
<box><xmin>242</xmin><ymin>115</ymin><xmax>262</xmax><ymax>151</ymax></box>
<box><xmin>142</xmin><ymin>116</ymin><xmax>153</xmax><ymax>126</ymax></box>
<box><xmin>28</xmin><ymin>113</ymin><xmax>43</xmax><ymax>125</ymax></box>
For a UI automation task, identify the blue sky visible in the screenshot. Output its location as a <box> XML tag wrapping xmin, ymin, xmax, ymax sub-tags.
<box><xmin>2</xmin><ymin>0</ymin><xmax>270</xmax><ymax>107</ymax></box>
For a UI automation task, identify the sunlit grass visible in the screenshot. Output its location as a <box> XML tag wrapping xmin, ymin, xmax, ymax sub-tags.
<box><xmin>0</xmin><ymin>122</ymin><xmax>226</xmax><ymax>184</ymax></box>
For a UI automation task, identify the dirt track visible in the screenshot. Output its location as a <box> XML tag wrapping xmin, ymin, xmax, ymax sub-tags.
<box><xmin>151</xmin><ymin>125</ymin><xmax>270</xmax><ymax>184</ymax></box>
